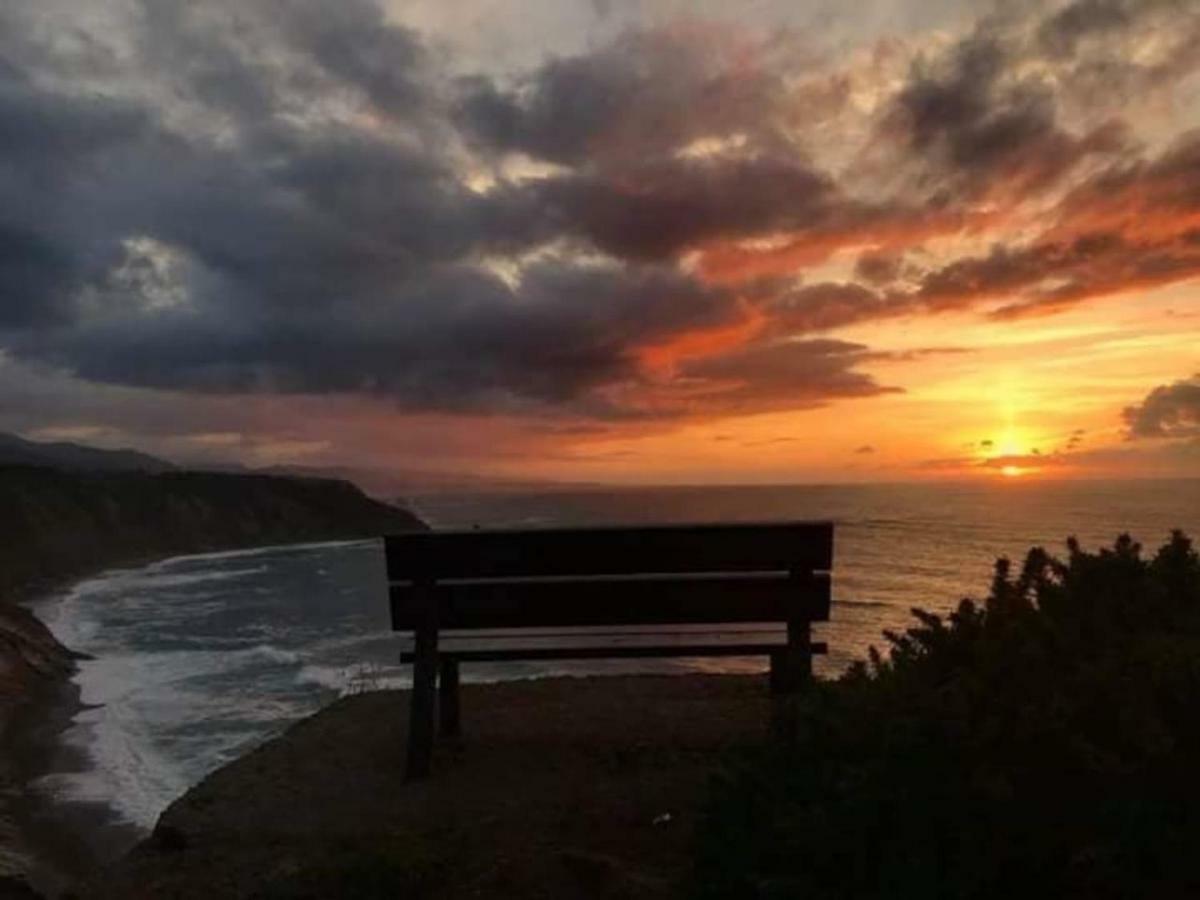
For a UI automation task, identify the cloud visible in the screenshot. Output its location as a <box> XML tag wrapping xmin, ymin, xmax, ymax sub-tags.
<box><xmin>669</xmin><ymin>338</ymin><xmax>901</xmax><ymax>416</ymax></box>
<box><xmin>918</xmin><ymin>451</ymin><xmax>1069</xmax><ymax>473</ymax></box>
<box><xmin>525</xmin><ymin>154</ymin><xmax>837</xmax><ymax>262</ymax></box>
<box><xmin>1123</xmin><ymin>375</ymin><xmax>1200</xmax><ymax>438</ymax></box>
<box><xmin>881</xmin><ymin>33</ymin><xmax>1111</xmax><ymax>200</ymax></box>
<box><xmin>0</xmin><ymin>1</ymin><xmax>912</xmax><ymax>427</ymax></box>
<box><xmin>1</xmin><ymin>0</ymin><xmax>1199</xmax><ymax>457</ymax></box>
<box><xmin>855</xmin><ymin>444</ymin><xmax>876</xmax><ymax>454</ymax></box>
<box><xmin>456</xmin><ymin>27</ymin><xmax>788</xmax><ymax>167</ymax></box>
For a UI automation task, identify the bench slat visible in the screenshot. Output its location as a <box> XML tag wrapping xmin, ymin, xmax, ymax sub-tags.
<box><xmin>385</xmin><ymin>521</ymin><xmax>832</xmax><ymax>580</ymax></box>
<box><xmin>390</xmin><ymin>572</ymin><xmax>830</xmax><ymax>629</ymax></box>
<box><xmin>400</xmin><ymin>642</ymin><xmax>829</xmax><ymax>663</ymax></box>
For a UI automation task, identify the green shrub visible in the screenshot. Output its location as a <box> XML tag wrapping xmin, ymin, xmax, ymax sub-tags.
<box><xmin>693</xmin><ymin>532</ymin><xmax>1200</xmax><ymax>899</ymax></box>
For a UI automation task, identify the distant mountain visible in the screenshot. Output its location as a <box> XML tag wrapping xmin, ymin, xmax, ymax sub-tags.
<box><xmin>0</xmin><ymin>430</ymin><xmax>589</xmax><ymax>499</ymax></box>
<box><xmin>0</xmin><ymin>431</ymin><xmax>176</xmax><ymax>473</ymax></box>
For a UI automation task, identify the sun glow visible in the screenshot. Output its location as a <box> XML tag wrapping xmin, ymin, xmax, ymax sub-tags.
<box><xmin>1001</xmin><ymin>465</ymin><xmax>1025</xmax><ymax>478</ymax></box>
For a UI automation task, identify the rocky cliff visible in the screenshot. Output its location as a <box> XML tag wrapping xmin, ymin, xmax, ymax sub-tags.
<box><xmin>0</xmin><ymin>463</ymin><xmax>425</xmax><ymax>711</ymax></box>
<box><xmin>0</xmin><ymin>465</ymin><xmax>424</xmax><ymax>605</ymax></box>
<box><xmin>0</xmin><ymin>464</ymin><xmax>425</xmax><ymax>891</ymax></box>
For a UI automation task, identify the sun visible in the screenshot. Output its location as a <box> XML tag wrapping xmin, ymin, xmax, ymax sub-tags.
<box><xmin>1001</xmin><ymin>465</ymin><xmax>1025</xmax><ymax>478</ymax></box>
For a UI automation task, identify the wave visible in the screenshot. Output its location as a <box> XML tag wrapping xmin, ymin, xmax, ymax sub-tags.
<box><xmin>247</xmin><ymin>644</ymin><xmax>301</xmax><ymax>666</ymax></box>
<box><xmin>119</xmin><ymin>565</ymin><xmax>271</xmax><ymax>592</ymax></box>
<box><xmin>295</xmin><ymin>664</ymin><xmax>347</xmax><ymax>691</ymax></box>
<box><xmin>145</xmin><ymin>538</ymin><xmax>375</xmax><ymax>570</ymax></box>
<box><xmin>37</xmin><ymin>692</ymin><xmax>193</xmax><ymax>828</ymax></box>
<box><xmin>296</xmin><ymin>662</ymin><xmax>406</xmax><ymax>694</ymax></box>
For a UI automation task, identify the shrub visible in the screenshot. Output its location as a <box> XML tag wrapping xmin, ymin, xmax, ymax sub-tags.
<box><xmin>693</xmin><ymin>532</ymin><xmax>1200</xmax><ymax>899</ymax></box>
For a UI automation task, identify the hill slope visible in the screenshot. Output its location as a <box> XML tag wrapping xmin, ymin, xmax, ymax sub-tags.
<box><xmin>0</xmin><ymin>466</ymin><xmax>424</xmax><ymax>603</ymax></box>
<box><xmin>0</xmin><ymin>465</ymin><xmax>424</xmax><ymax>891</ymax></box>
<box><xmin>0</xmin><ymin>433</ymin><xmax>175</xmax><ymax>474</ymax></box>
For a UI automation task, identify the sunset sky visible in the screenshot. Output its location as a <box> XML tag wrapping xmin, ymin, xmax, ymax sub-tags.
<box><xmin>1</xmin><ymin>0</ymin><xmax>1198</xmax><ymax>485</ymax></box>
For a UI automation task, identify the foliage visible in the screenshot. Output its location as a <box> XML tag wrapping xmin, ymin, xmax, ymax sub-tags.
<box><xmin>693</xmin><ymin>532</ymin><xmax>1200</xmax><ymax>899</ymax></box>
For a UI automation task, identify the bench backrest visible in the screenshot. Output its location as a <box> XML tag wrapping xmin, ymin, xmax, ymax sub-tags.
<box><xmin>385</xmin><ymin>521</ymin><xmax>833</xmax><ymax>631</ymax></box>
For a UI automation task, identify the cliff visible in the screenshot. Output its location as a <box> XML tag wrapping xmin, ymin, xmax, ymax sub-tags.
<box><xmin>0</xmin><ymin>463</ymin><xmax>423</xmax><ymax>700</ymax></box>
<box><xmin>0</xmin><ymin>432</ymin><xmax>175</xmax><ymax>474</ymax></box>
<box><xmin>0</xmin><ymin>465</ymin><xmax>424</xmax><ymax>606</ymax></box>
<box><xmin>0</xmin><ymin>465</ymin><xmax>425</xmax><ymax>890</ymax></box>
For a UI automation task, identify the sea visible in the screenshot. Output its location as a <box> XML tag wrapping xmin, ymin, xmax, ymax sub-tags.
<box><xmin>29</xmin><ymin>479</ymin><xmax>1200</xmax><ymax>833</ymax></box>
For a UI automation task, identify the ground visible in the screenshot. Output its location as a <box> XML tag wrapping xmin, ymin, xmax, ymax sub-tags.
<box><xmin>86</xmin><ymin>675</ymin><xmax>771</xmax><ymax>899</ymax></box>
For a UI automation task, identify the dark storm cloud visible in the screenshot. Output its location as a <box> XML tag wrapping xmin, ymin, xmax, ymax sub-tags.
<box><xmin>754</xmin><ymin>128</ymin><xmax>1200</xmax><ymax>328</ymax></box>
<box><xmin>1</xmin><ymin>0</ymin><xmax>902</xmax><ymax>423</ymax></box>
<box><xmin>0</xmin><ymin>61</ymin><xmax>153</xmax><ymax>327</ymax></box>
<box><xmin>2</xmin><ymin>0</ymin><xmax>1198</xmax><ymax>435</ymax></box>
<box><xmin>1035</xmin><ymin>0</ymin><xmax>1200</xmax><ymax>104</ymax></box>
<box><xmin>854</xmin><ymin>252</ymin><xmax>905</xmax><ymax>286</ymax></box>
<box><xmin>882</xmin><ymin>31</ymin><xmax>1124</xmax><ymax>198</ymax></box>
<box><xmin>1037</xmin><ymin>0</ymin><xmax>1132</xmax><ymax>54</ymax></box>
<box><xmin>274</xmin><ymin>0</ymin><xmax>433</xmax><ymax>117</ymax></box>
<box><xmin>768</xmin><ymin>283</ymin><xmax>898</xmax><ymax>334</ymax></box>
<box><xmin>130</xmin><ymin>0</ymin><xmax>438</xmax><ymax>126</ymax></box>
<box><xmin>904</xmin><ymin>131</ymin><xmax>1200</xmax><ymax>319</ymax></box>
<box><xmin>21</xmin><ymin>260</ymin><xmax>744</xmax><ymax>418</ymax></box>
<box><xmin>1123</xmin><ymin>375</ymin><xmax>1200</xmax><ymax>438</ymax></box>
<box><xmin>525</xmin><ymin>155</ymin><xmax>836</xmax><ymax>261</ymax></box>
<box><xmin>457</xmin><ymin>28</ymin><xmax>785</xmax><ymax>166</ymax></box>
<box><xmin>0</xmin><ymin>224</ymin><xmax>77</xmax><ymax>328</ymax></box>
<box><xmin>673</xmin><ymin>339</ymin><xmax>900</xmax><ymax>415</ymax></box>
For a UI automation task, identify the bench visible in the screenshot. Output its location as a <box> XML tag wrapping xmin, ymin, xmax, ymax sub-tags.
<box><xmin>385</xmin><ymin>521</ymin><xmax>834</xmax><ymax>780</ymax></box>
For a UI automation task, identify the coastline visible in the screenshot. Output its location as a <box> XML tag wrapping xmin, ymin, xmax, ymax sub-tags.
<box><xmin>0</xmin><ymin>569</ymin><xmax>153</xmax><ymax>897</ymax></box>
<box><xmin>4</xmin><ymin>676</ymin><xmax>143</xmax><ymax>896</ymax></box>
<box><xmin>0</xmin><ymin>534</ymin><xmax>420</xmax><ymax>896</ymax></box>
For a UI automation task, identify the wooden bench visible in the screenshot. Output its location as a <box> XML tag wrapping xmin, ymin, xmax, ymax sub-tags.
<box><xmin>385</xmin><ymin>521</ymin><xmax>834</xmax><ymax>780</ymax></box>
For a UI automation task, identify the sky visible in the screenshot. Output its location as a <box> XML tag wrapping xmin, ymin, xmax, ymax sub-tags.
<box><xmin>0</xmin><ymin>0</ymin><xmax>1198</xmax><ymax>486</ymax></box>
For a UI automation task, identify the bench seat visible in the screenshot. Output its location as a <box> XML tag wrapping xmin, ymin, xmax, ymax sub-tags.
<box><xmin>400</xmin><ymin>642</ymin><xmax>829</xmax><ymax>663</ymax></box>
<box><xmin>386</xmin><ymin>521</ymin><xmax>834</xmax><ymax>780</ymax></box>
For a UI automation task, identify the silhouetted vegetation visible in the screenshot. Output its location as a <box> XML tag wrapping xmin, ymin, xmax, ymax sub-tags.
<box><xmin>694</xmin><ymin>532</ymin><xmax>1200</xmax><ymax>899</ymax></box>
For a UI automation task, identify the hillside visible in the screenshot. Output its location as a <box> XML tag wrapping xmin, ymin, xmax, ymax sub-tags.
<box><xmin>0</xmin><ymin>463</ymin><xmax>425</xmax><ymax>710</ymax></box>
<box><xmin>0</xmin><ymin>466</ymin><xmax>424</xmax><ymax>604</ymax></box>
<box><xmin>0</xmin><ymin>465</ymin><xmax>425</xmax><ymax>891</ymax></box>
<box><xmin>0</xmin><ymin>433</ymin><xmax>175</xmax><ymax>474</ymax></box>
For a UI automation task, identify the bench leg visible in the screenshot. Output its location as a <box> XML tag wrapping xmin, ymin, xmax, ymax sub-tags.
<box><xmin>404</xmin><ymin>585</ymin><xmax>439</xmax><ymax>782</ymax></box>
<box><xmin>439</xmin><ymin>657</ymin><xmax>461</xmax><ymax>737</ymax></box>
<box><xmin>770</xmin><ymin>619</ymin><xmax>813</xmax><ymax>743</ymax></box>
<box><xmin>769</xmin><ymin>644</ymin><xmax>812</xmax><ymax>695</ymax></box>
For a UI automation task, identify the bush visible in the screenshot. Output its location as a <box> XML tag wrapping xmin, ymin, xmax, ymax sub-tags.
<box><xmin>693</xmin><ymin>532</ymin><xmax>1200</xmax><ymax>899</ymax></box>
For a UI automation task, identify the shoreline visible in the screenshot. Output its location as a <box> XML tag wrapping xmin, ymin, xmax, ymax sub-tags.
<box><xmin>0</xmin><ymin>534</ymin><xmax>417</xmax><ymax>896</ymax></box>
<box><xmin>5</xmin><ymin>677</ymin><xmax>144</xmax><ymax>896</ymax></box>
